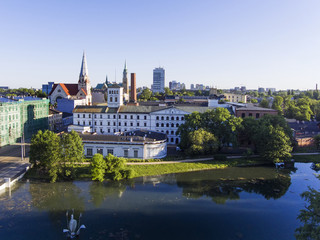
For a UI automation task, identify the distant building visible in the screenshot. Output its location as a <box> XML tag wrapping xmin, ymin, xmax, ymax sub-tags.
<box><xmin>152</xmin><ymin>67</ymin><xmax>165</xmax><ymax>93</ymax></box>
<box><xmin>190</xmin><ymin>84</ymin><xmax>195</xmax><ymax>90</ymax></box>
<box><xmin>48</xmin><ymin>108</ymin><xmax>63</xmax><ymax>132</ymax></box>
<box><xmin>266</xmin><ymin>88</ymin><xmax>276</xmax><ymax>93</ymax></box>
<box><xmin>169</xmin><ymin>81</ymin><xmax>185</xmax><ymax>90</ymax></box>
<box><xmin>224</xmin><ymin>93</ymin><xmax>248</xmax><ymax>103</ymax></box>
<box><xmin>240</xmin><ymin>86</ymin><xmax>246</xmax><ymax>92</ymax></box>
<box><xmin>42</xmin><ymin>82</ymin><xmax>55</xmax><ymax>95</ymax></box>
<box><xmin>0</xmin><ymin>86</ymin><xmax>9</xmax><ymax>90</ymax></box>
<box><xmin>258</xmin><ymin>88</ymin><xmax>265</xmax><ymax>93</ymax></box>
<box><xmin>235</xmin><ymin>105</ymin><xmax>277</xmax><ymax>119</ymax></box>
<box><xmin>0</xmin><ymin>97</ymin><xmax>49</xmax><ymax>146</ymax></box>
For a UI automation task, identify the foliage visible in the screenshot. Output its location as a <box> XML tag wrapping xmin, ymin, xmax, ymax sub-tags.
<box><xmin>30</xmin><ymin>130</ymin><xmax>62</xmax><ymax>182</ymax></box>
<box><xmin>272</xmin><ymin>96</ymin><xmax>284</xmax><ymax>115</ymax></box>
<box><xmin>296</xmin><ymin>187</ymin><xmax>320</xmax><ymax>240</ymax></box>
<box><xmin>250</xmin><ymin>98</ymin><xmax>258</xmax><ymax>103</ymax></box>
<box><xmin>259</xmin><ymin>98</ymin><xmax>270</xmax><ymax>108</ymax></box>
<box><xmin>313</xmin><ymin>135</ymin><xmax>320</xmax><ymax>150</ymax></box>
<box><xmin>187</xmin><ymin>129</ymin><xmax>218</xmax><ymax>155</ymax></box>
<box><xmin>30</xmin><ymin>130</ymin><xmax>84</xmax><ymax>182</ymax></box>
<box><xmin>177</xmin><ymin>108</ymin><xmax>243</xmax><ymax>153</ymax></box>
<box><xmin>91</xmin><ymin>154</ymin><xmax>106</xmax><ymax>182</ymax></box>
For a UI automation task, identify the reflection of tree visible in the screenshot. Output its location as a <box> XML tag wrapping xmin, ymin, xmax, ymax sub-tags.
<box><xmin>296</xmin><ymin>184</ymin><xmax>320</xmax><ymax>239</ymax></box>
<box><xmin>89</xmin><ymin>181</ymin><xmax>127</xmax><ymax>207</ymax></box>
<box><xmin>176</xmin><ymin>171</ymin><xmax>291</xmax><ymax>204</ymax></box>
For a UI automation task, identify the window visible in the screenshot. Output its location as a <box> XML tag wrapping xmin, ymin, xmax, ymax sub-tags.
<box><xmin>130</xmin><ymin>115</ymin><xmax>133</xmax><ymax>119</ymax></box>
<box><xmin>125</xmin><ymin>115</ymin><xmax>127</xmax><ymax>119</ymax></box>
<box><xmin>171</xmin><ymin>123</ymin><xmax>174</xmax><ymax>127</ymax></box>
<box><xmin>87</xmin><ymin>148</ymin><xmax>93</xmax><ymax>156</ymax></box>
<box><xmin>119</xmin><ymin>122</ymin><xmax>121</xmax><ymax>126</ymax></box>
<box><xmin>110</xmin><ymin>97</ymin><xmax>113</xmax><ymax>102</ymax></box>
<box><xmin>95</xmin><ymin>121</ymin><xmax>97</xmax><ymax>125</ymax></box>
<box><xmin>89</xmin><ymin>114</ymin><xmax>91</xmax><ymax>118</ymax></box>
<box><xmin>113</xmin><ymin>122</ymin><xmax>116</xmax><ymax>126</ymax></box>
<box><xmin>166</xmin><ymin>123</ymin><xmax>169</xmax><ymax>127</ymax></box>
<box><xmin>124</xmin><ymin>122</ymin><xmax>127</xmax><ymax>126</ymax></box>
<box><xmin>124</xmin><ymin>149</ymin><xmax>129</xmax><ymax>158</ymax></box>
<box><xmin>107</xmin><ymin>149</ymin><xmax>114</xmax><ymax>155</ymax></box>
<box><xmin>130</xmin><ymin>122</ymin><xmax>133</xmax><ymax>126</ymax></box>
<box><xmin>156</xmin><ymin>123</ymin><xmax>159</xmax><ymax>127</ymax></box>
<box><xmin>137</xmin><ymin>115</ymin><xmax>140</xmax><ymax>120</ymax></box>
<box><xmin>108</xmin><ymin>122</ymin><xmax>110</xmax><ymax>126</ymax></box>
<box><xmin>256</xmin><ymin>113</ymin><xmax>260</xmax><ymax>119</ymax></box>
<box><xmin>156</xmin><ymin>116</ymin><xmax>159</xmax><ymax>120</ymax></box>
<box><xmin>78</xmin><ymin>114</ymin><xmax>80</xmax><ymax>118</ymax></box>
<box><xmin>171</xmin><ymin>131</ymin><xmax>174</xmax><ymax>134</ymax></box>
<box><xmin>176</xmin><ymin>123</ymin><xmax>179</xmax><ymax>127</ymax></box>
<box><xmin>161</xmin><ymin>116</ymin><xmax>164</xmax><ymax>120</ymax></box>
<box><xmin>166</xmin><ymin>116</ymin><xmax>169</xmax><ymax>120</ymax></box>
<box><xmin>161</xmin><ymin>123</ymin><xmax>164</xmax><ymax>127</ymax></box>
<box><xmin>144</xmin><ymin>122</ymin><xmax>147</xmax><ymax>127</ymax></box>
<box><xmin>249</xmin><ymin>113</ymin><xmax>252</xmax><ymax>117</ymax></box>
<box><xmin>137</xmin><ymin>122</ymin><xmax>140</xmax><ymax>127</ymax></box>
<box><xmin>171</xmin><ymin>138</ymin><xmax>174</xmax><ymax>142</ymax></box>
<box><xmin>134</xmin><ymin>149</ymin><xmax>138</xmax><ymax>158</ymax></box>
<box><xmin>166</xmin><ymin>130</ymin><xmax>169</xmax><ymax>134</ymax></box>
<box><xmin>89</xmin><ymin>121</ymin><xmax>91</xmax><ymax>125</ymax></box>
<box><xmin>176</xmin><ymin>116</ymin><xmax>179</xmax><ymax>120</ymax></box>
<box><xmin>77</xmin><ymin>121</ymin><xmax>80</xmax><ymax>125</ymax></box>
<box><xmin>100</xmin><ymin>129</ymin><xmax>103</xmax><ymax>133</ymax></box>
<box><xmin>115</xmin><ymin>97</ymin><xmax>118</xmax><ymax>102</ymax></box>
<box><xmin>181</xmin><ymin>117</ymin><xmax>184</xmax><ymax>121</ymax></box>
<box><xmin>108</xmin><ymin>115</ymin><xmax>110</xmax><ymax>119</ymax></box>
<box><xmin>113</xmin><ymin>115</ymin><xmax>116</xmax><ymax>119</ymax></box>
<box><xmin>83</xmin><ymin>121</ymin><xmax>85</xmax><ymax>125</ymax></box>
<box><xmin>113</xmin><ymin>129</ymin><xmax>116</xmax><ymax>133</ymax></box>
<box><xmin>94</xmin><ymin>114</ymin><xmax>97</xmax><ymax>118</ymax></box>
<box><xmin>144</xmin><ymin>116</ymin><xmax>147</xmax><ymax>120</ymax></box>
<box><xmin>108</xmin><ymin>128</ymin><xmax>110</xmax><ymax>133</ymax></box>
<box><xmin>241</xmin><ymin>113</ymin><xmax>245</xmax><ymax>118</ymax></box>
<box><xmin>83</xmin><ymin>114</ymin><xmax>85</xmax><ymax>118</ymax></box>
<box><xmin>97</xmin><ymin>148</ymin><xmax>103</xmax><ymax>155</ymax></box>
<box><xmin>171</xmin><ymin>117</ymin><xmax>174</xmax><ymax>120</ymax></box>
<box><xmin>100</xmin><ymin>114</ymin><xmax>102</xmax><ymax>119</ymax></box>
<box><xmin>100</xmin><ymin>122</ymin><xmax>102</xmax><ymax>126</ymax></box>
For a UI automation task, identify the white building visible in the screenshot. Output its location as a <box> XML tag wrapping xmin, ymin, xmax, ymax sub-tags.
<box><xmin>71</xmin><ymin>85</ymin><xmax>211</xmax><ymax>145</ymax></box>
<box><xmin>81</xmin><ymin>130</ymin><xmax>167</xmax><ymax>159</ymax></box>
<box><xmin>152</xmin><ymin>67</ymin><xmax>165</xmax><ymax>93</ymax></box>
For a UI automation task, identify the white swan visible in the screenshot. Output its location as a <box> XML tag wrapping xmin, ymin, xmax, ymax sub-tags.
<box><xmin>63</xmin><ymin>210</ymin><xmax>86</xmax><ymax>238</ymax></box>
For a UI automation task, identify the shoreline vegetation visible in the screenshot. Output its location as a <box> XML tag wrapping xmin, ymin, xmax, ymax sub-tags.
<box><xmin>24</xmin><ymin>153</ymin><xmax>320</xmax><ymax>182</ymax></box>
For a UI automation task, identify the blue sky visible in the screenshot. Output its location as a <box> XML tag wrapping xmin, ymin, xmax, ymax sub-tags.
<box><xmin>1</xmin><ymin>0</ymin><xmax>320</xmax><ymax>90</ymax></box>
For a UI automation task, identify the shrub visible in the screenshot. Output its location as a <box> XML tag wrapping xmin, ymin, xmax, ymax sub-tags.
<box><xmin>91</xmin><ymin>154</ymin><xmax>106</xmax><ymax>182</ymax></box>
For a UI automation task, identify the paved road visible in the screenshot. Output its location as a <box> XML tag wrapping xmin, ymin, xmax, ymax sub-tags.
<box><xmin>0</xmin><ymin>144</ymin><xmax>30</xmax><ymax>184</ymax></box>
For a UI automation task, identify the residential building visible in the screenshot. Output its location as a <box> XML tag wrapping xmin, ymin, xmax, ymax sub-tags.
<box><xmin>48</xmin><ymin>108</ymin><xmax>63</xmax><ymax>132</ymax></box>
<box><xmin>0</xmin><ymin>97</ymin><xmax>49</xmax><ymax>146</ymax></box>
<box><xmin>223</xmin><ymin>93</ymin><xmax>248</xmax><ymax>103</ymax></box>
<box><xmin>235</xmin><ymin>105</ymin><xmax>278</xmax><ymax>119</ymax></box>
<box><xmin>152</xmin><ymin>67</ymin><xmax>165</xmax><ymax>93</ymax></box>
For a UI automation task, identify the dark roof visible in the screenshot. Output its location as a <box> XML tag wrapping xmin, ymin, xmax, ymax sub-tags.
<box><xmin>108</xmin><ymin>84</ymin><xmax>122</xmax><ymax>89</ymax></box>
<box><xmin>289</xmin><ymin>121</ymin><xmax>320</xmax><ymax>133</ymax></box>
<box><xmin>236</xmin><ymin>105</ymin><xmax>277</xmax><ymax>112</ymax></box>
<box><xmin>119</xmin><ymin>105</ymin><xmax>168</xmax><ymax>113</ymax></box>
<box><xmin>49</xmin><ymin>83</ymin><xmax>79</xmax><ymax>96</ymax></box>
<box><xmin>80</xmin><ymin>130</ymin><xmax>166</xmax><ymax>143</ymax></box>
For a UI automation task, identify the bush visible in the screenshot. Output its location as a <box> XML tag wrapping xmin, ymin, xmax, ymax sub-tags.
<box><xmin>91</xmin><ymin>154</ymin><xmax>106</xmax><ymax>182</ymax></box>
<box><xmin>213</xmin><ymin>154</ymin><xmax>227</xmax><ymax>161</ymax></box>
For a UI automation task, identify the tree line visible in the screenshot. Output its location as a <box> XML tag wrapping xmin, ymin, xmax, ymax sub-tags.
<box><xmin>177</xmin><ymin>108</ymin><xmax>293</xmax><ymax>162</ymax></box>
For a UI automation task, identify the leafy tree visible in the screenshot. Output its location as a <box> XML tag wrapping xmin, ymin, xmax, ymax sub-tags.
<box><xmin>259</xmin><ymin>98</ymin><xmax>270</xmax><ymax>108</ymax></box>
<box><xmin>295</xmin><ymin>187</ymin><xmax>320</xmax><ymax>240</ymax></box>
<box><xmin>139</xmin><ymin>88</ymin><xmax>152</xmax><ymax>100</ymax></box>
<box><xmin>30</xmin><ymin>130</ymin><xmax>61</xmax><ymax>182</ymax></box>
<box><xmin>187</xmin><ymin>128</ymin><xmax>218</xmax><ymax>155</ymax></box>
<box><xmin>164</xmin><ymin>87</ymin><xmax>173</xmax><ymax>96</ymax></box>
<box><xmin>91</xmin><ymin>154</ymin><xmax>106</xmax><ymax>182</ymax></box>
<box><xmin>250</xmin><ymin>99</ymin><xmax>258</xmax><ymax>103</ymax></box>
<box><xmin>105</xmin><ymin>154</ymin><xmax>134</xmax><ymax>181</ymax></box>
<box><xmin>313</xmin><ymin>134</ymin><xmax>320</xmax><ymax>150</ymax></box>
<box><xmin>257</xmin><ymin>125</ymin><xmax>292</xmax><ymax>162</ymax></box>
<box><xmin>272</xmin><ymin>96</ymin><xmax>284</xmax><ymax>115</ymax></box>
<box><xmin>35</xmin><ymin>90</ymin><xmax>47</xmax><ymax>98</ymax></box>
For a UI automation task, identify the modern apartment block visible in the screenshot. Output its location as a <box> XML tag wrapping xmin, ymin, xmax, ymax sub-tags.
<box><xmin>152</xmin><ymin>67</ymin><xmax>165</xmax><ymax>93</ymax></box>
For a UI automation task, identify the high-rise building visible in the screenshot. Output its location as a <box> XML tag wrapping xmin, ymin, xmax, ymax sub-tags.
<box><xmin>152</xmin><ymin>67</ymin><xmax>165</xmax><ymax>93</ymax></box>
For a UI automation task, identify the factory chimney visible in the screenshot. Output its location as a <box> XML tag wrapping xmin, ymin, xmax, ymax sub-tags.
<box><xmin>129</xmin><ymin>73</ymin><xmax>139</xmax><ymax>106</ymax></box>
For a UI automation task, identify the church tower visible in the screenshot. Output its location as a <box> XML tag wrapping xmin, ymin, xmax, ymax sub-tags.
<box><xmin>78</xmin><ymin>52</ymin><xmax>91</xmax><ymax>95</ymax></box>
<box><xmin>122</xmin><ymin>61</ymin><xmax>129</xmax><ymax>101</ymax></box>
<box><xmin>78</xmin><ymin>52</ymin><xmax>92</xmax><ymax>105</ymax></box>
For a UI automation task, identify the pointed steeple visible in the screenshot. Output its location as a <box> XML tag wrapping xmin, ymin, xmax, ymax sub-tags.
<box><xmin>79</xmin><ymin>51</ymin><xmax>88</xmax><ymax>78</ymax></box>
<box><xmin>122</xmin><ymin>60</ymin><xmax>129</xmax><ymax>95</ymax></box>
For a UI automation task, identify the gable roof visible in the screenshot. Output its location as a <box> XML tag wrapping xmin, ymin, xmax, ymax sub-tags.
<box><xmin>49</xmin><ymin>83</ymin><xmax>79</xmax><ymax>96</ymax></box>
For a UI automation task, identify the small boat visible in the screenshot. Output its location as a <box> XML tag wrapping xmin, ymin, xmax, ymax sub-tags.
<box><xmin>63</xmin><ymin>210</ymin><xmax>86</xmax><ymax>239</ymax></box>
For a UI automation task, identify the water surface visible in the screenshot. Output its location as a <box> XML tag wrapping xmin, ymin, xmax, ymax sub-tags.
<box><xmin>0</xmin><ymin>163</ymin><xmax>318</xmax><ymax>240</ymax></box>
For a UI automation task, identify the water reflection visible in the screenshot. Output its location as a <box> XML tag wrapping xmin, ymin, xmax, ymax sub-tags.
<box><xmin>175</xmin><ymin>166</ymin><xmax>292</xmax><ymax>203</ymax></box>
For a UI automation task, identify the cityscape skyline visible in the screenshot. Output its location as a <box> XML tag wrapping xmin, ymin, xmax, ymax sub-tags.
<box><xmin>1</xmin><ymin>0</ymin><xmax>320</xmax><ymax>90</ymax></box>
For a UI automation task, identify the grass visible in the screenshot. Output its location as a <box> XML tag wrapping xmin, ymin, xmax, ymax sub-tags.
<box><xmin>293</xmin><ymin>154</ymin><xmax>320</xmax><ymax>163</ymax></box>
<box><xmin>127</xmin><ymin>157</ymin><xmax>269</xmax><ymax>178</ymax></box>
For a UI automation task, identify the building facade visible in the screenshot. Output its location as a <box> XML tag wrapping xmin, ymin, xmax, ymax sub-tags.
<box><xmin>81</xmin><ymin>130</ymin><xmax>167</xmax><ymax>159</ymax></box>
<box><xmin>223</xmin><ymin>93</ymin><xmax>248</xmax><ymax>103</ymax></box>
<box><xmin>0</xmin><ymin>97</ymin><xmax>49</xmax><ymax>146</ymax></box>
<box><xmin>152</xmin><ymin>67</ymin><xmax>165</xmax><ymax>93</ymax></box>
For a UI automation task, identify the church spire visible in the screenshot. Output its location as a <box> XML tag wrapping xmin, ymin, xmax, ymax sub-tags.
<box><xmin>79</xmin><ymin>51</ymin><xmax>88</xmax><ymax>78</ymax></box>
<box><xmin>124</xmin><ymin>60</ymin><xmax>127</xmax><ymax>71</ymax></box>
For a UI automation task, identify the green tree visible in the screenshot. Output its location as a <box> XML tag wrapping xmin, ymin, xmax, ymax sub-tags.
<box><xmin>105</xmin><ymin>154</ymin><xmax>134</xmax><ymax>181</ymax></box>
<box><xmin>30</xmin><ymin>130</ymin><xmax>62</xmax><ymax>182</ymax></box>
<box><xmin>313</xmin><ymin>134</ymin><xmax>320</xmax><ymax>150</ymax></box>
<box><xmin>250</xmin><ymin>98</ymin><xmax>258</xmax><ymax>103</ymax></box>
<box><xmin>295</xmin><ymin>187</ymin><xmax>320</xmax><ymax>240</ymax></box>
<box><xmin>272</xmin><ymin>96</ymin><xmax>284</xmax><ymax>115</ymax></box>
<box><xmin>164</xmin><ymin>87</ymin><xmax>173</xmax><ymax>95</ymax></box>
<box><xmin>91</xmin><ymin>154</ymin><xmax>106</xmax><ymax>182</ymax></box>
<box><xmin>187</xmin><ymin>128</ymin><xmax>218</xmax><ymax>155</ymax></box>
<box><xmin>139</xmin><ymin>88</ymin><xmax>152</xmax><ymax>100</ymax></box>
<box><xmin>259</xmin><ymin>98</ymin><xmax>270</xmax><ymax>108</ymax></box>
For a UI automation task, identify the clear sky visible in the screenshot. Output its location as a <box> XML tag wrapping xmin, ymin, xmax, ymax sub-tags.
<box><xmin>1</xmin><ymin>0</ymin><xmax>320</xmax><ymax>90</ymax></box>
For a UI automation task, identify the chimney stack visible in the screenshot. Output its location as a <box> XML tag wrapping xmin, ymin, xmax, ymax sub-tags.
<box><xmin>128</xmin><ymin>73</ymin><xmax>139</xmax><ymax>106</ymax></box>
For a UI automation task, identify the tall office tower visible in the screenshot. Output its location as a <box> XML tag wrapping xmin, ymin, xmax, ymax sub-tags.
<box><xmin>152</xmin><ymin>67</ymin><xmax>165</xmax><ymax>93</ymax></box>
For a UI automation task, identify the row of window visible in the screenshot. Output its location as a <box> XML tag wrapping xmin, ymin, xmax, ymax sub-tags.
<box><xmin>77</xmin><ymin>114</ymin><xmax>148</xmax><ymax>120</ymax></box>
<box><xmin>78</xmin><ymin>121</ymin><xmax>148</xmax><ymax>127</ymax></box>
<box><xmin>156</xmin><ymin>123</ymin><xmax>180</xmax><ymax>128</ymax></box>
<box><xmin>86</xmin><ymin>148</ymin><xmax>139</xmax><ymax>158</ymax></box>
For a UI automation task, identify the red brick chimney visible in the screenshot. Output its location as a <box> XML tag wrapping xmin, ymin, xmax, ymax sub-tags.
<box><xmin>129</xmin><ymin>73</ymin><xmax>139</xmax><ymax>106</ymax></box>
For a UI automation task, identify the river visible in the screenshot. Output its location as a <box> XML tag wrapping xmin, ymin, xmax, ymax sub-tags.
<box><xmin>0</xmin><ymin>163</ymin><xmax>318</xmax><ymax>240</ymax></box>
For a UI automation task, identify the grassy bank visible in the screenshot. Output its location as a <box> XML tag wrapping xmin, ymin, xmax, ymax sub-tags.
<box><xmin>127</xmin><ymin>158</ymin><xmax>269</xmax><ymax>178</ymax></box>
<box><xmin>293</xmin><ymin>154</ymin><xmax>320</xmax><ymax>163</ymax></box>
